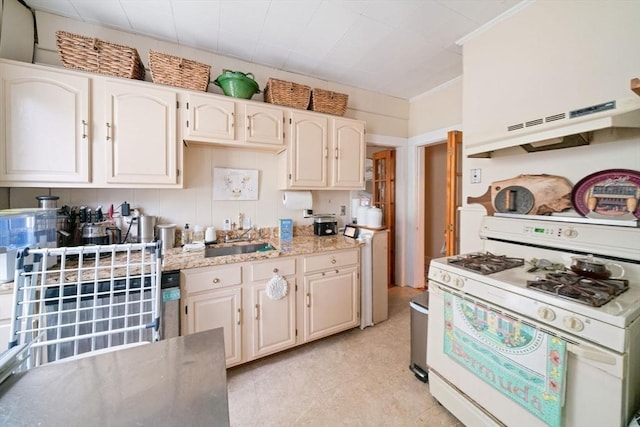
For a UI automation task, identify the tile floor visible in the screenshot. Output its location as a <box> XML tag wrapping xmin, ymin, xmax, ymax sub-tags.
<box><xmin>226</xmin><ymin>286</ymin><xmax>464</xmax><ymax>426</ymax></box>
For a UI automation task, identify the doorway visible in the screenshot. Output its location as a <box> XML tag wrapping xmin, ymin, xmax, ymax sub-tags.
<box><xmin>423</xmin><ymin>143</ymin><xmax>447</xmax><ymax>273</ymax></box>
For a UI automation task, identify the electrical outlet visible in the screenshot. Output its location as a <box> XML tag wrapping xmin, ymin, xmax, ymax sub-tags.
<box><xmin>340</xmin><ymin>205</ymin><xmax>346</xmax><ymax>216</ymax></box>
<box><xmin>303</xmin><ymin>209</ymin><xmax>313</xmax><ymax>218</ymax></box>
<box><xmin>471</xmin><ymin>168</ymin><xmax>481</xmax><ymax>184</ymax></box>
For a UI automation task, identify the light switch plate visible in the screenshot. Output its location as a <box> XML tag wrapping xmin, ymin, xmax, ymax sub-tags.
<box><xmin>470</xmin><ymin>168</ymin><xmax>481</xmax><ymax>183</ymax></box>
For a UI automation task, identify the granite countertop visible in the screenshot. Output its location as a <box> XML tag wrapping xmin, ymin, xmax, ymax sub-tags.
<box><xmin>163</xmin><ymin>233</ymin><xmax>362</xmax><ymax>271</ymax></box>
<box><xmin>0</xmin><ymin>232</ymin><xmax>362</xmax><ymax>291</ymax></box>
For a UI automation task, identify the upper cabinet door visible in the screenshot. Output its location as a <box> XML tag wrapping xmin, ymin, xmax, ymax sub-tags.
<box><xmin>183</xmin><ymin>94</ymin><xmax>235</xmax><ymax>142</ymax></box>
<box><xmin>331</xmin><ymin>118</ymin><xmax>365</xmax><ymax>189</ymax></box>
<box><xmin>244</xmin><ymin>103</ymin><xmax>283</xmax><ymax>146</ymax></box>
<box><xmin>104</xmin><ymin>81</ymin><xmax>178</xmax><ymax>185</ymax></box>
<box><xmin>0</xmin><ymin>62</ymin><xmax>90</xmax><ymax>184</ymax></box>
<box><xmin>287</xmin><ymin>111</ymin><xmax>328</xmax><ymax>188</ymax></box>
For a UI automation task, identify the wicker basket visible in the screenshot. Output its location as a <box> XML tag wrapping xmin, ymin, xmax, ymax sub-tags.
<box><xmin>309</xmin><ymin>89</ymin><xmax>348</xmax><ymax>116</ymax></box>
<box><xmin>264</xmin><ymin>78</ymin><xmax>311</xmax><ymax>110</ymax></box>
<box><xmin>55</xmin><ymin>31</ymin><xmax>145</xmax><ymax>80</ymax></box>
<box><xmin>149</xmin><ymin>50</ymin><xmax>211</xmax><ymax>92</ymax></box>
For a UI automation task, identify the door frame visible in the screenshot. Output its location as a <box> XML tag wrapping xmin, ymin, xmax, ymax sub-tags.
<box><xmin>411</xmin><ymin>125</ymin><xmax>462</xmax><ymax>288</ymax></box>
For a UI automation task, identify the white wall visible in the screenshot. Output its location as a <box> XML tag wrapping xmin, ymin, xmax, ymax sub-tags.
<box><xmin>459</xmin><ymin>1</ymin><xmax>640</xmax><ymax>251</ymax></box>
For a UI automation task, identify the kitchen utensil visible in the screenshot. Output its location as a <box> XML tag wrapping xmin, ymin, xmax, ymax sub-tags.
<box><xmin>138</xmin><ymin>215</ymin><xmax>157</xmax><ymax>243</ymax></box>
<box><xmin>81</xmin><ymin>223</ymin><xmax>121</xmax><ymax>245</ymax></box>
<box><xmin>157</xmin><ymin>224</ymin><xmax>176</xmax><ymax>250</ymax></box>
<box><xmin>313</xmin><ymin>215</ymin><xmax>337</xmax><ymax>236</ymax></box>
<box><xmin>366</xmin><ymin>206</ymin><xmax>383</xmax><ymax>228</ymax></box>
<box><xmin>467</xmin><ymin>174</ymin><xmax>572</xmax><ymax>215</ymax></box>
<box><xmin>570</xmin><ymin>169</ymin><xmax>640</xmax><ymax>219</ymax></box>
<box><xmin>36</xmin><ymin>195</ymin><xmax>59</xmax><ymax>209</ymax></box>
<box><xmin>570</xmin><ymin>255</ymin><xmax>625</xmax><ymax>279</ymax></box>
<box><xmin>493</xmin><ymin>185</ymin><xmax>535</xmax><ymax>214</ymax></box>
<box><xmin>213</xmin><ymin>69</ymin><xmax>260</xmax><ymax>99</ymax></box>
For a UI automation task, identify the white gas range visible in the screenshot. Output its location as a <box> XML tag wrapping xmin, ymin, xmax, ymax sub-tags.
<box><xmin>427</xmin><ymin>215</ymin><xmax>640</xmax><ymax>427</ymax></box>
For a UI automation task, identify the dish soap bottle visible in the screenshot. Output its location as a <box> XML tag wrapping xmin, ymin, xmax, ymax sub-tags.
<box><xmin>182</xmin><ymin>223</ymin><xmax>193</xmax><ymax>245</ymax></box>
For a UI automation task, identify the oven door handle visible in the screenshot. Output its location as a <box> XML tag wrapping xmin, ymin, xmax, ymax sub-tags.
<box><xmin>566</xmin><ymin>343</ymin><xmax>616</xmax><ymax>365</ymax></box>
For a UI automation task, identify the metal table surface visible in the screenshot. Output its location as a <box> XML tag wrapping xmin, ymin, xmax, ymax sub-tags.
<box><xmin>0</xmin><ymin>328</ymin><xmax>230</xmax><ymax>426</ymax></box>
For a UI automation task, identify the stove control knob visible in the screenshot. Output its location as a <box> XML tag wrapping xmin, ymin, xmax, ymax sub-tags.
<box><xmin>564</xmin><ymin>316</ymin><xmax>584</xmax><ymax>332</ymax></box>
<box><xmin>453</xmin><ymin>277</ymin><xmax>465</xmax><ymax>289</ymax></box>
<box><xmin>537</xmin><ymin>307</ymin><xmax>556</xmax><ymax>321</ymax></box>
<box><xmin>564</xmin><ymin>228</ymin><xmax>578</xmax><ymax>238</ymax></box>
<box><xmin>441</xmin><ymin>272</ymin><xmax>451</xmax><ymax>283</ymax></box>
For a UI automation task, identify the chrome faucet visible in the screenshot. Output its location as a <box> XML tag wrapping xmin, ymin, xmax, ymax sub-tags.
<box><xmin>225</xmin><ymin>226</ymin><xmax>255</xmax><ymax>243</ymax></box>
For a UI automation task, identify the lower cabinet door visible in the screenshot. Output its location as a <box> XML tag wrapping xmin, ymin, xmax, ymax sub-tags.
<box><xmin>247</xmin><ymin>279</ymin><xmax>297</xmax><ymax>360</ymax></box>
<box><xmin>184</xmin><ymin>287</ymin><xmax>242</xmax><ymax>366</ymax></box>
<box><xmin>303</xmin><ymin>267</ymin><xmax>359</xmax><ymax>342</ymax></box>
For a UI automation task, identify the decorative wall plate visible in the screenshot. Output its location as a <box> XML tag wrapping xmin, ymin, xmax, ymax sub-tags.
<box><xmin>571</xmin><ymin>169</ymin><xmax>640</xmax><ymax>219</ymax></box>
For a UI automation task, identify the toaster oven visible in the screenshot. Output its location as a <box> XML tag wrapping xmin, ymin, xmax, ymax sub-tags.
<box><xmin>313</xmin><ymin>215</ymin><xmax>337</xmax><ymax>236</ymax></box>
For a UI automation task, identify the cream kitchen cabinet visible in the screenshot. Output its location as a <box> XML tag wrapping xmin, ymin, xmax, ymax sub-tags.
<box><xmin>278</xmin><ymin>112</ymin><xmax>365</xmax><ymax>190</ymax></box>
<box><xmin>182</xmin><ymin>94</ymin><xmax>284</xmax><ymax>150</ymax></box>
<box><xmin>244</xmin><ymin>103</ymin><xmax>284</xmax><ymax>147</ymax></box>
<box><xmin>102</xmin><ymin>80</ymin><xmax>180</xmax><ymax>186</ymax></box>
<box><xmin>0</xmin><ymin>60</ymin><xmax>90</xmax><ymax>184</ymax></box>
<box><xmin>245</xmin><ymin>257</ymin><xmax>297</xmax><ymax>361</ymax></box>
<box><xmin>0</xmin><ymin>58</ymin><xmax>182</xmax><ymax>188</ymax></box>
<box><xmin>181</xmin><ymin>265</ymin><xmax>243</xmax><ymax>366</ymax></box>
<box><xmin>302</xmin><ymin>249</ymin><xmax>360</xmax><ymax>342</ymax></box>
<box><xmin>330</xmin><ymin>118</ymin><xmax>365</xmax><ymax>189</ymax></box>
<box><xmin>182</xmin><ymin>93</ymin><xmax>236</xmax><ymax>142</ymax></box>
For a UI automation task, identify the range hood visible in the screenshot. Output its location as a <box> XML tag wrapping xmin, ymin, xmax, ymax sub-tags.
<box><xmin>466</xmin><ymin>97</ymin><xmax>640</xmax><ymax>158</ymax></box>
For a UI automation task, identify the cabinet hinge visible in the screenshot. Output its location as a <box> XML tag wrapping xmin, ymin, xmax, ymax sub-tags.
<box><xmin>176</xmin><ymin>100</ymin><xmax>179</xmax><ymax>109</ymax></box>
<box><xmin>177</xmin><ymin>169</ymin><xmax>180</xmax><ymax>177</ymax></box>
<box><xmin>295</xmin><ymin>284</ymin><xmax>298</xmax><ymax>291</ymax></box>
<box><xmin>289</xmin><ymin>118</ymin><xmax>292</xmax><ymax>124</ymax></box>
<box><xmin>186</xmin><ymin>102</ymin><xmax>189</xmax><ymax>110</ymax></box>
<box><xmin>295</xmin><ymin>329</ymin><xmax>298</xmax><ymax>337</ymax></box>
<box><xmin>186</xmin><ymin>120</ymin><xmax>189</xmax><ymax>128</ymax></box>
<box><xmin>185</xmin><ymin>306</ymin><xmax>188</xmax><ymax>315</ymax></box>
<box><xmin>288</xmin><ymin>173</ymin><xmax>292</xmax><ymax>180</ymax></box>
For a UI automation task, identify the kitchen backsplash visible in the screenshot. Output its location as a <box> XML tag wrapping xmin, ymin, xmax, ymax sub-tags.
<box><xmin>2</xmin><ymin>145</ymin><xmax>354</xmax><ymax>235</ymax></box>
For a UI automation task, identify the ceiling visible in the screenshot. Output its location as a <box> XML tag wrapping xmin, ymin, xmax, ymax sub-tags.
<box><xmin>23</xmin><ymin>0</ymin><xmax>524</xmax><ymax>99</ymax></box>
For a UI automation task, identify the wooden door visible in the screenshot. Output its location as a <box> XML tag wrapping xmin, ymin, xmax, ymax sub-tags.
<box><xmin>445</xmin><ymin>131</ymin><xmax>463</xmax><ymax>256</ymax></box>
<box><xmin>372</xmin><ymin>150</ymin><xmax>395</xmax><ymax>286</ymax></box>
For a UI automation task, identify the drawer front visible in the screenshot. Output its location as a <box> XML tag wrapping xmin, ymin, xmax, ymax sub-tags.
<box><xmin>303</xmin><ymin>249</ymin><xmax>359</xmax><ymax>273</ymax></box>
<box><xmin>182</xmin><ymin>265</ymin><xmax>242</xmax><ymax>294</ymax></box>
<box><xmin>250</xmin><ymin>257</ymin><xmax>296</xmax><ymax>282</ymax></box>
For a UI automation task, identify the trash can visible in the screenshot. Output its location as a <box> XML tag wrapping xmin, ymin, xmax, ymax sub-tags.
<box><xmin>409</xmin><ymin>291</ymin><xmax>429</xmax><ymax>382</ymax></box>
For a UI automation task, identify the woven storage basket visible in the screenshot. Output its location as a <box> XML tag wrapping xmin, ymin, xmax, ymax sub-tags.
<box><xmin>149</xmin><ymin>50</ymin><xmax>211</xmax><ymax>92</ymax></box>
<box><xmin>55</xmin><ymin>31</ymin><xmax>145</xmax><ymax>80</ymax></box>
<box><xmin>264</xmin><ymin>78</ymin><xmax>311</xmax><ymax>110</ymax></box>
<box><xmin>309</xmin><ymin>89</ymin><xmax>348</xmax><ymax>116</ymax></box>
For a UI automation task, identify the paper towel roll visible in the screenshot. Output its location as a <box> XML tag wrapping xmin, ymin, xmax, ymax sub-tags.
<box><xmin>283</xmin><ymin>191</ymin><xmax>312</xmax><ymax>210</ymax></box>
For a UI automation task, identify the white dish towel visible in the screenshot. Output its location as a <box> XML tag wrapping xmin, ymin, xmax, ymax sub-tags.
<box><xmin>266</xmin><ymin>274</ymin><xmax>288</xmax><ymax>300</ymax></box>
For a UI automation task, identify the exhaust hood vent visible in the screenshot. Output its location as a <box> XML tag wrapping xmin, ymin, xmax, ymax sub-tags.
<box><xmin>467</xmin><ymin>97</ymin><xmax>640</xmax><ymax>158</ymax></box>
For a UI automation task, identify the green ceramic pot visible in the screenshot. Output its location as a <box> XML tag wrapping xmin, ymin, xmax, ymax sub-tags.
<box><xmin>214</xmin><ymin>69</ymin><xmax>260</xmax><ymax>99</ymax></box>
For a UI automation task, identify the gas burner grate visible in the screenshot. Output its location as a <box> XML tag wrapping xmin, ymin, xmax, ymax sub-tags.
<box><xmin>527</xmin><ymin>271</ymin><xmax>629</xmax><ymax>307</ymax></box>
<box><xmin>448</xmin><ymin>252</ymin><xmax>525</xmax><ymax>275</ymax></box>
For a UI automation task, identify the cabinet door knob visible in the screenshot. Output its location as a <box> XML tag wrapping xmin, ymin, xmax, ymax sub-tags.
<box><xmin>82</xmin><ymin>120</ymin><xmax>88</xmax><ymax>139</ymax></box>
<box><xmin>212</xmin><ymin>277</ymin><xmax>220</xmax><ymax>284</ymax></box>
<box><xmin>255</xmin><ymin>304</ymin><xmax>259</xmax><ymax>320</ymax></box>
<box><xmin>306</xmin><ymin>293</ymin><xmax>311</xmax><ymax>307</ymax></box>
<box><xmin>331</xmin><ymin>258</ymin><xmax>336</xmax><ymax>264</ymax></box>
<box><xmin>236</xmin><ymin>308</ymin><xmax>241</xmax><ymax>325</ymax></box>
<box><xmin>105</xmin><ymin>122</ymin><xmax>112</xmax><ymax>140</ymax></box>
<box><xmin>273</xmin><ymin>268</ymin><xmax>279</xmax><ymax>273</ymax></box>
